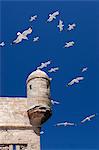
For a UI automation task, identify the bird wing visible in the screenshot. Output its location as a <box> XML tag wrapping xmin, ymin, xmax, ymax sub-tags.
<box><xmin>56</xmin><ymin>122</ymin><xmax>64</xmax><ymax>126</ymax></box>
<box><xmin>45</xmin><ymin>61</ymin><xmax>51</xmax><ymax>65</ymax></box>
<box><xmin>0</xmin><ymin>42</ymin><xmax>5</xmax><ymax>46</ymax></box>
<box><xmin>47</xmin><ymin>14</ymin><xmax>53</xmax><ymax>22</ymax></box>
<box><xmin>59</xmin><ymin>20</ymin><xmax>63</xmax><ymax>25</ymax></box>
<box><xmin>76</xmin><ymin>77</ymin><xmax>84</xmax><ymax>81</ymax></box>
<box><xmin>40</xmin><ymin>131</ymin><xmax>44</xmax><ymax>134</ymax></box>
<box><xmin>52</xmin><ymin>100</ymin><xmax>60</xmax><ymax>104</ymax></box>
<box><xmin>13</xmin><ymin>35</ymin><xmax>22</xmax><ymax>44</ymax></box>
<box><xmin>52</xmin><ymin>11</ymin><xmax>59</xmax><ymax>16</ymax></box>
<box><xmin>33</xmin><ymin>37</ymin><xmax>39</xmax><ymax>41</ymax></box>
<box><xmin>54</xmin><ymin>67</ymin><xmax>59</xmax><ymax>71</ymax></box>
<box><xmin>22</xmin><ymin>27</ymin><xmax>32</xmax><ymax>36</ymax></box>
<box><xmin>89</xmin><ymin>114</ymin><xmax>96</xmax><ymax>119</ymax></box>
<box><xmin>48</xmin><ymin>68</ymin><xmax>54</xmax><ymax>72</ymax></box>
<box><xmin>82</xmin><ymin>67</ymin><xmax>87</xmax><ymax>72</ymax></box>
<box><xmin>67</xmin><ymin>122</ymin><xmax>75</xmax><ymax>125</ymax></box>
<box><xmin>55</xmin><ymin>101</ymin><xmax>60</xmax><ymax>104</ymax></box>
<box><xmin>73</xmin><ymin>23</ymin><xmax>76</xmax><ymax>27</ymax></box>
<box><xmin>70</xmin><ymin>41</ymin><xmax>74</xmax><ymax>45</ymax></box>
<box><xmin>81</xmin><ymin>118</ymin><xmax>87</xmax><ymax>123</ymax></box>
<box><xmin>68</xmin><ymin>79</ymin><xmax>75</xmax><ymax>86</ymax></box>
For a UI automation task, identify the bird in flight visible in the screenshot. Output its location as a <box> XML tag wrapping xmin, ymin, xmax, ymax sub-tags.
<box><xmin>47</xmin><ymin>11</ymin><xmax>59</xmax><ymax>22</ymax></box>
<box><xmin>12</xmin><ymin>27</ymin><xmax>32</xmax><ymax>44</ymax></box>
<box><xmin>64</xmin><ymin>41</ymin><xmax>74</xmax><ymax>48</ymax></box>
<box><xmin>81</xmin><ymin>114</ymin><xmax>98</xmax><ymax>123</ymax></box>
<box><xmin>40</xmin><ymin>131</ymin><xmax>44</xmax><ymax>135</ymax></box>
<box><xmin>48</xmin><ymin>67</ymin><xmax>59</xmax><ymax>73</ymax></box>
<box><xmin>81</xmin><ymin>67</ymin><xmax>88</xmax><ymax>72</ymax></box>
<box><xmin>67</xmin><ymin>23</ymin><xmax>76</xmax><ymax>31</ymax></box>
<box><xmin>55</xmin><ymin>121</ymin><xmax>76</xmax><ymax>127</ymax></box>
<box><xmin>67</xmin><ymin>77</ymin><xmax>84</xmax><ymax>86</ymax></box>
<box><xmin>57</xmin><ymin>20</ymin><xmax>64</xmax><ymax>32</ymax></box>
<box><xmin>51</xmin><ymin>100</ymin><xmax>60</xmax><ymax>105</ymax></box>
<box><xmin>33</xmin><ymin>36</ymin><xmax>39</xmax><ymax>42</ymax></box>
<box><xmin>29</xmin><ymin>15</ymin><xmax>37</xmax><ymax>22</ymax></box>
<box><xmin>0</xmin><ymin>41</ymin><xmax>5</xmax><ymax>47</ymax></box>
<box><xmin>49</xmin><ymin>78</ymin><xmax>53</xmax><ymax>81</ymax></box>
<box><xmin>37</xmin><ymin>60</ymin><xmax>51</xmax><ymax>69</ymax></box>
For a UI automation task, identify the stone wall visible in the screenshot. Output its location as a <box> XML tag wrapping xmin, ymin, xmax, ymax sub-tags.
<box><xmin>0</xmin><ymin>97</ymin><xmax>29</xmax><ymax>126</ymax></box>
<box><xmin>0</xmin><ymin>97</ymin><xmax>40</xmax><ymax>150</ymax></box>
<box><xmin>0</xmin><ymin>129</ymin><xmax>40</xmax><ymax>150</ymax></box>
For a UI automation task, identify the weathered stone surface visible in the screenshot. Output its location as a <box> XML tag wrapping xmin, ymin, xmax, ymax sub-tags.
<box><xmin>0</xmin><ymin>97</ymin><xmax>29</xmax><ymax>126</ymax></box>
<box><xmin>0</xmin><ymin>130</ymin><xmax>40</xmax><ymax>150</ymax></box>
<box><xmin>0</xmin><ymin>69</ymin><xmax>52</xmax><ymax>150</ymax></box>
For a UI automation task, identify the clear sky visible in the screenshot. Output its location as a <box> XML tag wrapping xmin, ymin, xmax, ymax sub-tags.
<box><xmin>0</xmin><ymin>0</ymin><xmax>99</xmax><ymax>150</ymax></box>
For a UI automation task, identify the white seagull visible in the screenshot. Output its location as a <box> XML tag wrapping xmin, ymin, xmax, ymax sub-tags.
<box><xmin>49</xmin><ymin>78</ymin><xmax>53</xmax><ymax>81</ymax></box>
<box><xmin>29</xmin><ymin>15</ymin><xmax>37</xmax><ymax>22</ymax></box>
<box><xmin>55</xmin><ymin>121</ymin><xmax>76</xmax><ymax>127</ymax></box>
<box><xmin>12</xmin><ymin>27</ymin><xmax>32</xmax><ymax>44</ymax></box>
<box><xmin>47</xmin><ymin>11</ymin><xmax>59</xmax><ymax>22</ymax></box>
<box><xmin>33</xmin><ymin>36</ymin><xmax>39</xmax><ymax>42</ymax></box>
<box><xmin>67</xmin><ymin>23</ymin><xmax>76</xmax><ymax>31</ymax></box>
<box><xmin>64</xmin><ymin>41</ymin><xmax>74</xmax><ymax>48</ymax></box>
<box><xmin>48</xmin><ymin>67</ymin><xmax>59</xmax><ymax>73</ymax></box>
<box><xmin>81</xmin><ymin>114</ymin><xmax>97</xmax><ymax>123</ymax></box>
<box><xmin>57</xmin><ymin>20</ymin><xmax>64</xmax><ymax>32</ymax></box>
<box><xmin>40</xmin><ymin>131</ymin><xmax>44</xmax><ymax>135</ymax></box>
<box><xmin>37</xmin><ymin>60</ymin><xmax>51</xmax><ymax>70</ymax></box>
<box><xmin>51</xmin><ymin>100</ymin><xmax>60</xmax><ymax>105</ymax></box>
<box><xmin>82</xmin><ymin>67</ymin><xmax>88</xmax><ymax>72</ymax></box>
<box><xmin>67</xmin><ymin>77</ymin><xmax>84</xmax><ymax>86</ymax></box>
<box><xmin>0</xmin><ymin>42</ymin><xmax>5</xmax><ymax>47</ymax></box>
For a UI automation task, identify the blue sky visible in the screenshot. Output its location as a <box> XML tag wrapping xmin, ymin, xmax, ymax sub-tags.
<box><xmin>0</xmin><ymin>0</ymin><xmax>99</xmax><ymax>150</ymax></box>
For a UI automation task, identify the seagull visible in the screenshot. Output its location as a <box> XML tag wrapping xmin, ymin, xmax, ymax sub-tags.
<box><xmin>47</xmin><ymin>11</ymin><xmax>59</xmax><ymax>22</ymax></box>
<box><xmin>67</xmin><ymin>77</ymin><xmax>84</xmax><ymax>86</ymax></box>
<box><xmin>67</xmin><ymin>23</ymin><xmax>76</xmax><ymax>31</ymax></box>
<box><xmin>33</xmin><ymin>36</ymin><xmax>39</xmax><ymax>42</ymax></box>
<box><xmin>29</xmin><ymin>15</ymin><xmax>37</xmax><ymax>22</ymax></box>
<box><xmin>40</xmin><ymin>131</ymin><xmax>44</xmax><ymax>135</ymax></box>
<box><xmin>64</xmin><ymin>41</ymin><xmax>74</xmax><ymax>48</ymax></box>
<box><xmin>57</xmin><ymin>20</ymin><xmax>64</xmax><ymax>32</ymax></box>
<box><xmin>55</xmin><ymin>121</ymin><xmax>76</xmax><ymax>127</ymax></box>
<box><xmin>12</xmin><ymin>27</ymin><xmax>32</xmax><ymax>44</ymax></box>
<box><xmin>51</xmin><ymin>100</ymin><xmax>60</xmax><ymax>105</ymax></box>
<box><xmin>37</xmin><ymin>60</ymin><xmax>51</xmax><ymax>69</ymax></box>
<box><xmin>81</xmin><ymin>114</ymin><xmax>97</xmax><ymax>123</ymax></box>
<box><xmin>48</xmin><ymin>67</ymin><xmax>59</xmax><ymax>73</ymax></box>
<box><xmin>49</xmin><ymin>78</ymin><xmax>52</xmax><ymax>81</ymax></box>
<box><xmin>0</xmin><ymin>41</ymin><xmax>5</xmax><ymax>47</ymax></box>
<box><xmin>81</xmin><ymin>67</ymin><xmax>88</xmax><ymax>72</ymax></box>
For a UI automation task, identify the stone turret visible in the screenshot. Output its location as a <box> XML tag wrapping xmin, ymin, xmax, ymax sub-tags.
<box><xmin>26</xmin><ymin>69</ymin><xmax>50</xmax><ymax>98</ymax></box>
<box><xmin>26</xmin><ymin>69</ymin><xmax>52</xmax><ymax>135</ymax></box>
<box><xmin>0</xmin><ymin>69</ymin><xmax>52</xmax><ymax>149</ymax></box>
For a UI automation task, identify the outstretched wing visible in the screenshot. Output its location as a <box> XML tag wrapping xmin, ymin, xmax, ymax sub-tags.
<box><xmin>89</xmin><ymin>114</ymin><xmax>96</xmax><ymax>119</ymax></box>
<box><xmin>59</xmin><ymin>20</ymin><xmax>63</xmax><ymax>25</ymax></box>
<box><xmin>54</xmin><ymin>67</ymin><xmax>59</xmax><ymax>71</ymax></box>
<box><xmin>13</xmin><ymin>36</ymin><xmax>22</xmax><ymax>44</ymax></box>
<box><xmin>76</xmin><ymin>77</ymin><xmax>84</xmax><ymax>81</ymax></box>
<box><xmin>55</xmin><ymin>122</ymin><xmax>64</xmax><ymax>126</ymax></box>
<box><xmin>81</xmin><ymin>118</ymin><xmax>87</xmax><ymax>123</ymax></box>
<box><xmin>68</xmin><ymin>79</ymin><xmax>75</xmax><ymax>86</ymax></box>
<box><xmin>52</xmin><ymin>11</ymin><xmax>59</xmax><ymax>17</ymax></box>
<box><xmin>48</xmin><ymin>69</ymin><xmax>53</xmax><ymax>72</ymax></box>
<box><xmin>22</xmin><ymin>27</ymin><xmax>32</xmax><ymax>36</ymax></box>
<box><xmin>45</xmin><ymin>61</ymin><xmax>51</xmax><ymax>65</ymax></box>
<box><xmin>51</xmin><ymin>100</ymin><xmax>60</xmax><ymax>105</ymax></box>
<box><xmin>67</xmin><ymin>122</ymin><xmax>75</xmax><ymax>126</ymax></box>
